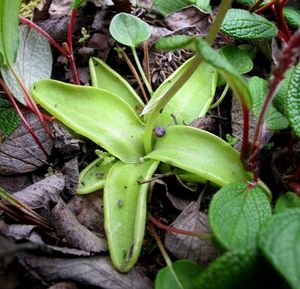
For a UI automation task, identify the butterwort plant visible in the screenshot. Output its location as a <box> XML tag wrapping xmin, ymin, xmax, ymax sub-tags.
<box><xmin>30</xmin><ymin>8</ymin><xmax>255</xmax><ymax>272</ymax></box>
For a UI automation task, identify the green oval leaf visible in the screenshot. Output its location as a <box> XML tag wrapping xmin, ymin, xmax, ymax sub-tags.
<box><xmin>1</xmin><ymin>26</ymin><xmax>53</xmax><ymax>105</ymax></box>
<box><xmin>32</xmin><ymin>79</ymin><xmax>145</xmax><ymax>163</ymax></box>
<box><xmin>283</xmin><ymin>7</ymin><xmax>300</xmax><ymax>29</ymax></box>
<box><xmin>155</xmin><ymin>260</ymin><xmax>202</xmax><ymax>289</ymax></box>
<box><xmin>258</xmin><ymin>209</ymin><xmax>300</xmax><ymax>289</ymax></box>
<box><xmin>89</xmin><ymin>57</ymin><xmax>144</xmax><ymax>112</ymax></box>
<box><xmin>209</xmin><ymin>182</ymin><xmax>272</xmax><ymax>250</ymax></box>
<box><xmin>144</xmin><ymin>58</ymin><xmax>217</xmax><ymax>127</ymax></box>
<box><xmin>275</xmin><ymin>192</ymin><xmax>300</xmax><ymax>214</ymax></box>
<box><xmin>220</xmin><ymin>45</ymin><xmax>253</xmax><ymax>75</ymax></box>
<box><xmin>77</xmin><ymin>151</ymin><xmax>116</xmax><ymax>195</ymax></box>
<box><xmin>221</xmin><ymin>9</ymin><xmax>278</xmax><ymax>40</ymax></box>
<box><xmin>146</xmin><ymin>125</ymin><xmax>249</xmax><ymax>187</ymax></box>
<box><xmin>0</xmin><ymin>0</ymin><xmax>21</xmax><ymax>66</ymax></box>
<box><xmin>104</xmin><ymin>160</ymin><xmax>159</xmax><ymax>272</ymax></box>
<box><xmin>287</xmin><ymin>62</ymin><xmax>300</xmax><ymax>138</ymax></box>
<box><xmin>192</xmin><ymin>248</ymin><xmax>257</xmax><ymax>289</ymax></box>
<box><xmin>249</xmin><ymin>76</ymin><xmax>289</xmax><ymax>130</ymax></box>
<box><xmin>109</xmin><ymin>13</ymin><xmax>151</xmax><ymax>47</ymax></box>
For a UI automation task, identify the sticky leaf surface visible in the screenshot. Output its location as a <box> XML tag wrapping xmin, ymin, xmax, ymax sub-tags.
<box><xmin>104</xmin><ymin>160</ymin><xmax>159</xmax><ymax>272</ymax></box>
<box><xmin>89</xmin><ymin>57</ymin><xmax>144</xmax><ymax>112</ymax></box>
<box><xmin>32</xmin><ymin>80</ymin><xmax>145</xmax><ymax>163</ymax></box>
<box><xmin>146</xmin><ymin>125</ymin><xmax>249</xmax><ymax>187</ymax></box>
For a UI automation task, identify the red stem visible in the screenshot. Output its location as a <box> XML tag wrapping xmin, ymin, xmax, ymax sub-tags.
<box><xmin>275</xmin><ymin>0</ymin><xmax>291</xmax><ymax>41</ymax></box>
<box><xmin>0</xmin><ymin>79</ymin><xmax>49</xmax><ymax>158</ymax></box>
<box><xmin>149</xmin><ymin>214</ymin><xmax>210</xmax><ymax>238</ymax></box>
<box><xmin>247</xmin><ymin>29</ymin><xmax>300</xmax><ymax>171</ymax></box>
<box><xmin>240</xmin><ymin>104</ymin><xmax>250</xmax><ymax>162</ymax></box>
<box><xmin>19</xmin><ymin>16</ymin><xmax>68</xmax><ymax>57</ymax></box>
<box><xmin>67</xmin><ymin>10</ymin><xmax>80</xmax><ymax>85</ymax></box>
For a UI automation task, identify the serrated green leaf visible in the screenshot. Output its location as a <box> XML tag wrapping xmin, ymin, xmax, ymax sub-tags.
<box><xmin>209</xmin><ymin>182</ymin><xmax>272</xmax><ymax>249</ymax></box>
<box><xmin>0</xmin><ymin>97</ymin><xmax>20</xmax><ymax>137</ymax></box>
<box><xmin>275</xmin><ymin>192</ymin><xmax>300</xmax><ymax>214</ymax></box>
<box><xmin>89</xmin><ymin>57</ymin><xmax>144</xmax><ymax>112</ymax></box>
<box><xmin>1</xmin><ymin>26</ymin><xmax>53</xmax><ymax>105</ymax></box>
<box><xmin>155</xmin><ymin>260</ymin><xmax>203</xmax><ymax>289</ymax></box>
<box><xmin>104</xmin><ymin>160</ymin><xmax>159</xmax><ymax>272</ymax></box>
<box><xmin>287</xmin><ymin>62</ymin><xmax>300</xmax><ymax>138</ymax></box>
<box><xmin>273</xmin><ymin>66</ymin><xmax>294</xmax><ymax>116</ymax></box>
<box><xmin>221</xmin><ymin>9</ymin><xmax>278</xmax><ymax>40</ymax></box>
<box><xmin>283</xmin><ymin>7</ymin><xmax>300</xmax><ymax>29</ymax></box>
<box><xmin>144</xmin><ymin>58</ymin><xmax>217</xmax><ymax>127</ymax></box>
<box><xmin>249</xmin><ymin>76</ymin><xmax>289</xmax><ymax>130</ymax></box>
<box><xmin>109</xmin><ymin>13</ymin><xmax>151</xmax><ymax>47</ymax></box>
<box><xmin>146</xmin><ymin>125</ymin><xmax>249</xmax><ymax>187</ymax></box>
<box><xmin>192</xmin><ymin>248</ymin><xmax>257</xmax><ymax>289</ymax></box>
<box><xmin>258</xmin><ymin>209</ymin><xmax>300</xmax><ymax>289</ymax></box>
<box><xmin>220</xmin><ymin>46</ymin><xmax>253</xmax><ymax>75</ymax></box>
<box><xmin>0</xmin><ymin>0</ymin><xmax>21</xmax><ymax>66</ymax></box>
<box><xmin>31</xmin><ymin>79</ymin><xmax>145</xmax><ymax>163</ymax></box>
<box><xmin>77</xmin><ymin>151</ymin><xmax>116</xmax><ymax>195</ymax></box>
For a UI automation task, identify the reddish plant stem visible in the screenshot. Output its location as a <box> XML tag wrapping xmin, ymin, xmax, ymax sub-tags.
<box><xmin>275</xmin><ymin>0</ymin><xmax>291</xmax><ymax>41</ymax></box>
<box><xmin>9</xmin><ymin>66</ymin><xmax>53</xmax><ymax>139</ymax></box>
<box><xmin>0</xmin><ymin>79</ymin><xmax>49</xmax><ymax>158</ymax></box>
<box><xmin>119</xmin><ymin>46</ymin><xmax>149</xmax><ymax>103</ymax></box>
<box><xmin>247</xmin><ymin>29</ymin><xmax>300</xmax><ymax>172</ymax></box>
<box><xmin>249</xmin><ymin>0</ymin><xmax>264</xmax><ymax>12</ymax></box>
<box><xmin>67</xmin><ymin>9</ymin><xmax>80</xmax><ymax>85</ymax></box>
<box><xmin>19</xmin><ymin>16</ymin><xmax>68</xmax><ymax>57</ymax></box>
<box><xmin>149</xmin><ymin>214</ymin><xmax>210</xmax><ymax>238</ymax></box>
<box><xmin>240</xmin><ymin>104</ymin><xmax>250</xmax><ymax>162</ymax></box>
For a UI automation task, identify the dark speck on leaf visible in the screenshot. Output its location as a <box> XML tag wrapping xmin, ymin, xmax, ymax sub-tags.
<box><xmin>153</xmin><ymin>127</ymin><xmax>165</xmax><ymax>137</ymax></box>
<box><xmin>159</xmin><ymin>109</ymin><xmax>163</xmax><ymax>114</ymax></box>
<box><xmin>96</xmin><ymin>173</ymin><xmax>104</xmax><ymax>179</ymax></box>
<box><xmin>54</xmin><ymin>104</ymin><xmax>58</xmax><ymax>108</ymax></box>
<box><xmin>117</xmin><ymin>199</ymin><xmax>123</xmax><ymax>207</ymax></box>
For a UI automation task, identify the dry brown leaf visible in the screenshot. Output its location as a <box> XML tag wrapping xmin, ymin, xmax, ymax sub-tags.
<box><xmin>19</xmin><ymin>254</ymin><xmax>153</xmax><ymax>289</ymax></box>
<box><xmin>51</xmin><ymin>199</ymin><xmax>107</xmax><ymax>252</ymax></box>
<box><xmin>164</xmin><ymin>200</ymin><xmax>218</xmax><ymax>265</ymax></box>
<box><xmin>0</xmin><ymin>111</ymin><xmax>53</xmax><ymax>175</ymax></box>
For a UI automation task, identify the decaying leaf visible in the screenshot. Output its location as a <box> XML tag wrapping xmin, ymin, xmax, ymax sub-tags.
<box><xmin>164</xmin><ymin>199</ymin><xmax>218</xmax><ymax>265</ymax></box>
<box><xmin>13</xmin><ymin>173</ymin><xmax>65</xmax><ymax>210</ymax></box>
<box><xmin>165</xmin><ymin>6</ymin><xmax>210</xmax><ymax>32</ymax></box>
<box><xmin>67</xmin><ymin>191</ymin><xmax>105</xmax><ymax>235</ymax></box>
<box><xmin>0</xmin><ymin>111</ymin><xmax>53</xmax><ymax>175</ymax></box>
<box><xmin>61</xmin><ymin>158</ymin><xmax>79</xmax><ymax>196</ymax></box>
<box><xmin>50</xmin><ymin>120</ymin><xmax>80</xmax><ymax>155</ymax></box>
<box><xmin>51</xmin><ymin>198</ymin><xmax>107</xmax><ymax>252</ymax></box>
<box><xmin>19</xmin><ymin>254</ymin><xmax>153</xmax><ymax>289</ymax></box>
